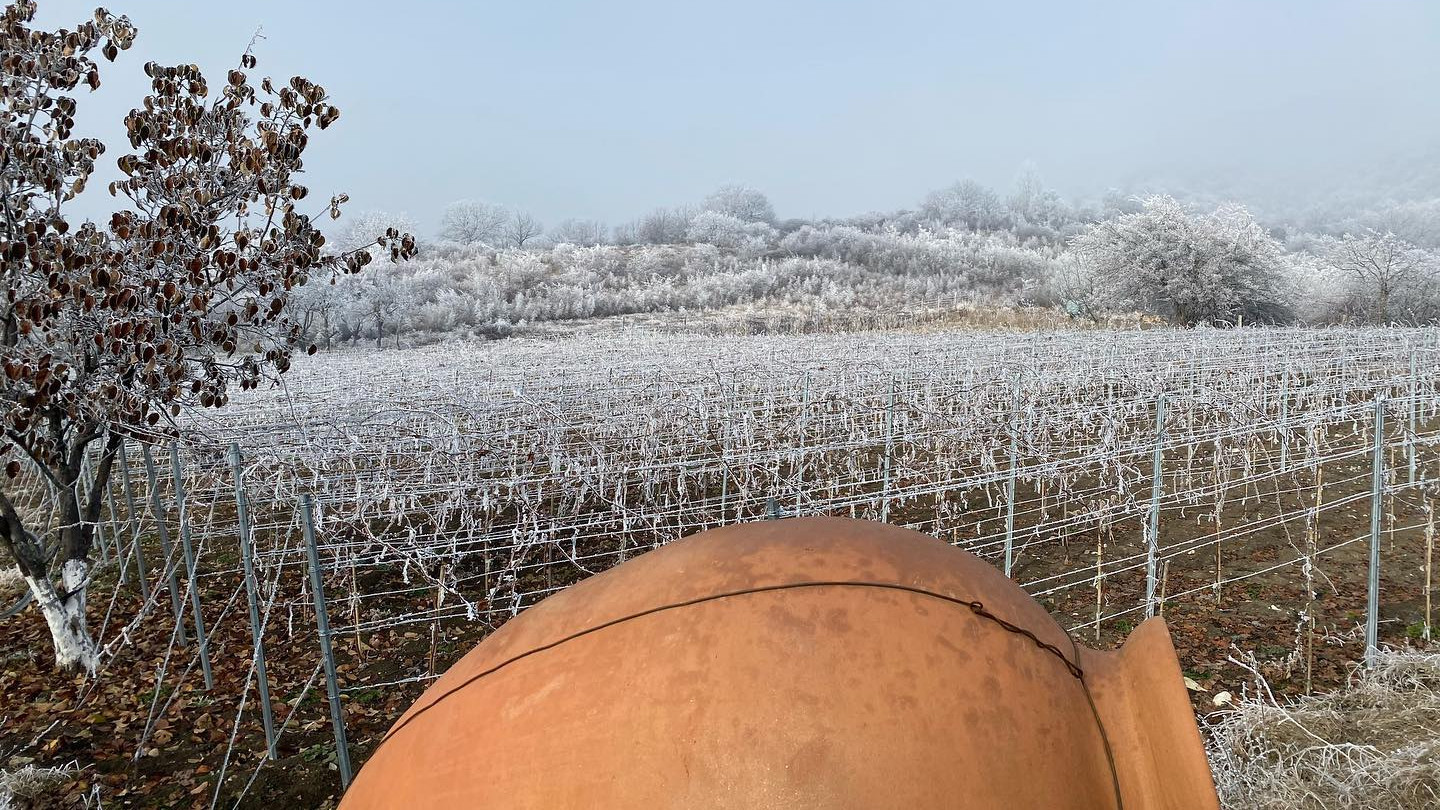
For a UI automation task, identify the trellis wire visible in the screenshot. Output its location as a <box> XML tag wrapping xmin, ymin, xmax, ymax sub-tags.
<box><xmin>41</xmin><ymin>324</ymin><xmax>1440</xmax><ymax>799</ymax></box>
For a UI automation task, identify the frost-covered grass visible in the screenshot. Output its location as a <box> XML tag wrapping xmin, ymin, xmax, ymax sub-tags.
<box><xmin>1207</xmin><ymin>648</ymin><xmax>1440</xmax><ymax>810</ymax></box>
<box><xmin>0</xmin><ymin>763</ymin><xmax>79</xmax><ymax>810</ymax></box>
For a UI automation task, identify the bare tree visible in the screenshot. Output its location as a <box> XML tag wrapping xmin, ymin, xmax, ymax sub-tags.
<box><xmin>0</xmin><ymin>2</ymin><xmax>413</xmax><ymax>671</ymax></box>
<box><xmin>437</xmin><ymin>199</ymin><xmax>508</xmax><ymax>246</ymax></box>
<box><xmin>921</xmin><ymin>180</ymin><xmax>1004</xmax><ymax>230</ymax></box>
<box><xmin>341</xmin><ymin>210</ymin><xmax>421</xmax><ymax>254</ymax></box>
<box><xmin>622</xmin><ymin>206</ymin><xmax>695</xmax><ymax>245</ymax></box>
<box><xmin>1317</xmin><ymin>230</ymin><xmax>1436</xmax><ymax>323</ymax></box>
<box><xmin>503</xmin><ymin>211</ymin><xmax>543</xmax><ymax>248</ymax></box>
<box><xmin>548</xmin><ymin>218</ymin><xmax>607</xmax><ymax>247</ymax></box>
<box><xmin>1006</xmin><ymin>162</ymin><xmax>1070</xmax><ymax>229</ymax></box>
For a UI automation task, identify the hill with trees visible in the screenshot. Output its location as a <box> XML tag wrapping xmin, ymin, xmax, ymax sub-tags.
<box><xmin>309</xmin><ymin>170</ymin><xmax>1440</xmax><ymax>346</ymax></box>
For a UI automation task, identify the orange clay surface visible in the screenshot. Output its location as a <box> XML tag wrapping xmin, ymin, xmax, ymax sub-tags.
<box><xmin>341</xmin><ymin>517</ymin><xmax>1219</xmax><ymax>810</ymax></box>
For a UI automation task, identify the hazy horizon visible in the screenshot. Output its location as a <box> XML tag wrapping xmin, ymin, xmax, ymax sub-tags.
<box><xmin>36</xmin><ymin>0</ymin><xmax>1440</xmax><ymax>233</ymax></box>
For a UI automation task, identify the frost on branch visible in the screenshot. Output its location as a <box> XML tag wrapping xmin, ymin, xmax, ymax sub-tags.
<box><xmin>1071</xmin><ymin>194</ymin><xmax>1289</xmax><ymax>325</ymax></box>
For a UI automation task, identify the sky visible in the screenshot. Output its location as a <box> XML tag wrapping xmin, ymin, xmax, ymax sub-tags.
<box><xmin>34</xmin><ymin>0</ymin><xmax>1440</xmax><ymax>235</ymax></box>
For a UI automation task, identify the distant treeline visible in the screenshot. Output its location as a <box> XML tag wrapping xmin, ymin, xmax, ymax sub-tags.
<box><xmin>301</xmin><ymin>172</ymin><xmax>1440</xmax><ymax>347</ymax></box>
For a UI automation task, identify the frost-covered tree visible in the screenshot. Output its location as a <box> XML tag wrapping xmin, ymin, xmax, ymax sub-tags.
<box><xmin>1302</xmin><ymin>197</ymin><xmax>1440</xmax><ymax>251</ymax></box>
<box><xmin>920</xmin><ymin>180</ymin><xmax>1004</xmax><ymax>230</ymax></box>
<box><xmin>502</xmin><ymin>211</ymin><xmax>543</xmax><ymax>248</ymax></box>
<box><xmin>289</xmin><ymin>275</ymin><xmax>345</xmax><ymax>348</ymax></box>
<box><xmin>1044</xmin><ymin>254</ymin><xmax>1105</xmax><ymax>321</ymax></box>
<box><xmin>549</xmin><ymin>218</ymin><xmax>607</xmax><ymax>247</ymax></box>
<box><xmin>702</xmin><ymin>185</ymin><xmax>775</xmax><ymax>225</ymax></box>
<box><xmin>1282</xmin><ymin>251</ymin><xmax>1348</xmax><ymax>324</ymax></box>
<box><xmin>1007</xmin><ymin>163</ymin><xmax>1070</xmax><ymax>229</ymax></box>
<box><xmin>1071</xmin><ymin>195</ymin><xmax>1287</xmax><ymax>325</ymax></box>
<box><xmin>437</xmin><ymin>199</ymin><xmax>508</xmax><ymax>246</ymax></box>
<box><xmin>1370</xmin><ymin>199</ymin><xmax>1440</xmax><ymax>250</ymax></box>
<box><xmin>1316</xmin><ymin>230</ymin><xmax>1436</xmax><ymax>323</ymax></box>
<box><xmin>685</xmin><ymin>211</ymin><xmax>775</xmax><ymax>257</ymax></box>
<box><xmin>339</xmin><ymin>211</ymin><xmax>420</xmax><ymax>255</ymax></box>
<box><xmin>619</xmin><ymin>206</ymin><xmax>696</xmax><ymax>245</ymax></box>
<box><xmin>359</xmin><ymin>263</ymin><xmax>429</xmax><ymax>347</ymax></box>
<box><xmin>1099</xmin><ymin>189</ymin><xmax>1143</xmax><ymax>219</ymax></box>
<box><xmin>0</xmin><ymin>2</ymin><xmax>412</xmax><ymax>671</ymax></box>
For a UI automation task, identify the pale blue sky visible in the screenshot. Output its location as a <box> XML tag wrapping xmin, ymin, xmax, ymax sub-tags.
<box><xmin>36</xmin><ymin>0</ymin><xmax>1440</xmax><ymax>233</ymax></box>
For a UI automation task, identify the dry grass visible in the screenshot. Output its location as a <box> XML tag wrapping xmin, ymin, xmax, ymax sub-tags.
<box><xmin>1206</xmin><ymin>647</ymin><xmax>1440</xmax><ymax>810</ymax></box>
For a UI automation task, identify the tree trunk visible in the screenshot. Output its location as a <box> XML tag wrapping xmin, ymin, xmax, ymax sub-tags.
<box><xmin>23</xmin><ymin>559</ymin><xmax>98</xmax><ymax>673</ymax></box>
<box><xmin>1</xmin><ymin>430</ymin><xmax>118</xmax><ymax>673</ymax></box>
<box><xmin>2</xmin><ymin>512</ymin><xmax>99</xmax><ymax>673</ymax></box>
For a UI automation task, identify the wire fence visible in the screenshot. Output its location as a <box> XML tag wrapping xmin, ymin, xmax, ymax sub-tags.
<box><xmin>8</xmin><ymin>324</ymin><xmax>1440</xmax><ymax>803</ymax></box>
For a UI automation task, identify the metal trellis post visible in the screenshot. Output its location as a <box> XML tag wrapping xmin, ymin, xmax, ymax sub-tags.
<box><xmin>1409</xmin><ymin>351</ymin><xmax>1418</xmax><ymax>486</ymax></box>
<box><xmin>302</xmin><ymin>494</ymin><xmax>353</xmax><ymax>787</ymax></box>
<box><xmin>1145</xmin><ymin>394</ymin><xmax>1167</xmax><ymax>618</ymax></box>
<box><xmin>795</xmin><ymin>372</ymin><xmax>810</xmax><ymax>515</ymax></box>
<box><xmin>1004</xmin><ymin>380</ymin><xmax>1020</xmax><ymax>578</ymax></box>
<box><xmin>1279</xmin><ymin>368</ymin><xmax>1290</xmax><ymax>472</ymax></box>
<box><xmin>1366</xmin><ymin>396</ymin><xmax>1385</xmax><ymax>668</ymax></box>
<box><xmin>230</xmin><ymin>443</ymin><xmax>277</xmax><ymax>759</ymax></box>
<box><xmin>105</xmin><ymin>477</ymin><xmax>124</xmax><ymax>586</ymax></box>
<box><xmin>880</xmin><ymin>377</ymin><xmax>896</xmax><ymax>522</ymax></box>
<box><xmin>78</xmin><ymin>449</ymin><xmax>108</xmax><ymax>563</ymax></box>
<box><xmin>86</xmin><ymin>450</ymin><xmax>111</xmax><ymax>564</ymax></box>
<box><xmin>169</xmin><ymin>442</ymin><xmax>213</xmax><ymax>690</ymax></box>
<box><xmin>116</xmin><ymin>442</ymin><xmax>150</xmax><ymax>599</ymax></box>
<box><xmin>141</xmin><ymin>444</ymin><xmax>187</xmax><ymax>645</ymax></box>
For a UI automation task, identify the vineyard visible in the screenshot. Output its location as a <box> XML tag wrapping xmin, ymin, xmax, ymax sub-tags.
<box><xmin>3</xmin><ymin>324</ymin><xmax>1440</xmax><ymax>807</ymax></box>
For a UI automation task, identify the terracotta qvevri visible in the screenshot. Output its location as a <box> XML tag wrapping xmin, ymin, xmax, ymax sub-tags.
<box><xmin>340</xmin><ymin>517</ymin><xmax>1219</xmax><ymax>809</ymax></box>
